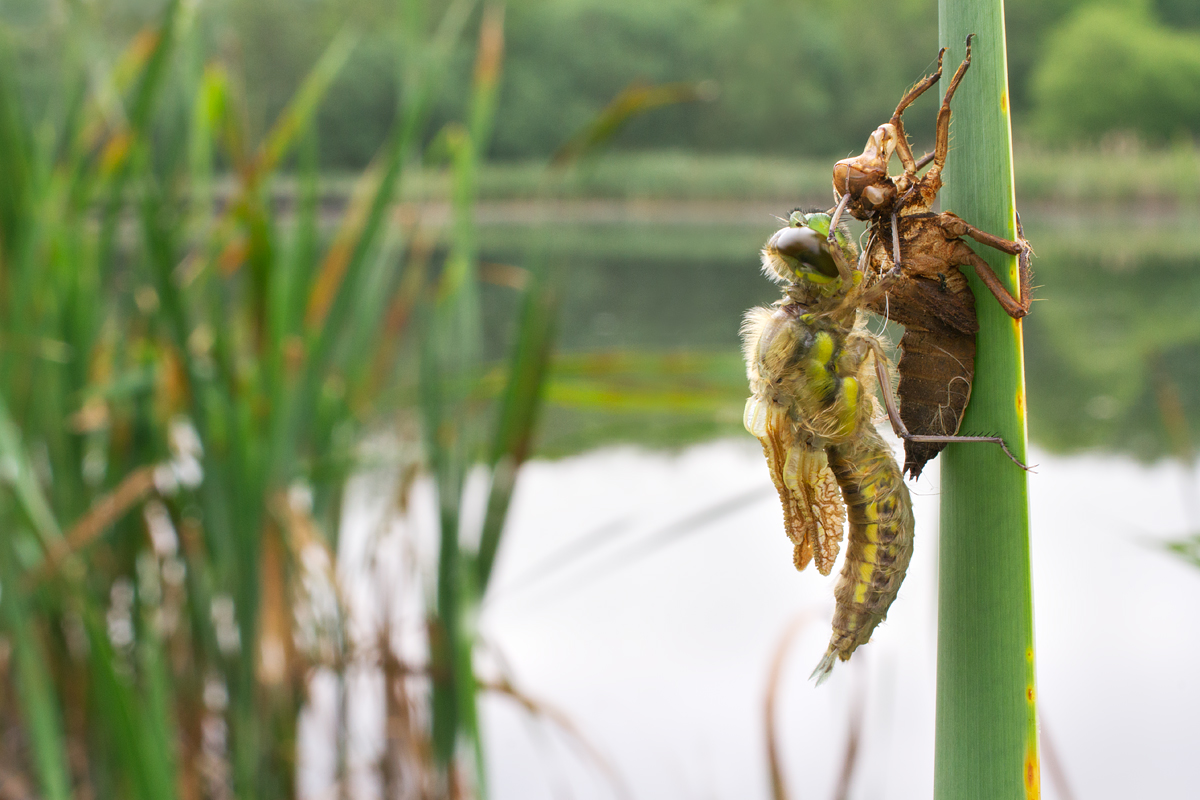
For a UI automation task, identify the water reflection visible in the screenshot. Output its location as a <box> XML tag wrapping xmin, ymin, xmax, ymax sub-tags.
<box><xmin>479</xmin><ymin>208</ymin><xmax>1200</xmax><ymax>462</ymax></box>
<box><xmin>1022</xmin><ymin>211</ymin><xmax>1200</xmax><ymax>462</ymax></box>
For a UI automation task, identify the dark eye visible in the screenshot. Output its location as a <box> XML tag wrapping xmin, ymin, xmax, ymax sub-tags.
<box><xmin>771</xmin><ymin>226</ymin><xmax>839</xmax><ymax>278</ymax></box>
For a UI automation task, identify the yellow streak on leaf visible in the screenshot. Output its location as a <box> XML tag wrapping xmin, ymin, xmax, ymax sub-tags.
<box><xmin>1024</xmin><ymin>741</ymin><xmax>1041</xmax><ymax>799</ymax></box>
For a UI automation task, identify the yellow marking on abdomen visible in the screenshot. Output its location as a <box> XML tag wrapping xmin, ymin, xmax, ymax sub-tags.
<box><xmin>805</xmin><ymin>360</ymin><xmax>833</xmax><ymax>396</ymax></box>
<box><xmin>812</xmin><ymin>331</ymin><xmax>834</xmax><ymax>364</ymax></box>
<box><xmin>853</xmin><ymin>568</ymin><xmax>870</xmax><ymax>604</ymax></box>
<box><xmin>838</xmin><ymin>377</ymin><xmax>860</xmax><ymax>436</ymax></box>
<box><xmin>862</xmin><ymin>492</ymin><xmax>879</xmax><ymax>521</ymax></box>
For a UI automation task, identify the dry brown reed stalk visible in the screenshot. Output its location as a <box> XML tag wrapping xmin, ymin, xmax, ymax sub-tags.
<box><xmin>29</xmin><ymin>466</ymin><xmax>158</xmax><ymax>584</ymax></box>
<box><xmin>268</xmin><ymin>490</ymin><xmax>352</xmax><ymax>677</ymax></box>
<box><xmin>304</xmin><ymin>165</ymin><xmax>382</xmax><ymax>330</ymax></box>
<box><xmin>478</xmin><ymin>262</ymin><xmax>531</xmax><ymax>291</ymax></box>
<box><xmin>477</xmin><ymin>672</ymin><xmax>633</xmax><ymax>800</ymax></box>
<box><xmin>381</xmin><ymin>626</ymin><xmax>433</xmax><ymax>800</ymax></box>
<box><xmin>256</xmin><ymin>520</ymin><xmax>298</xmax><ymax>688</ymax></box>
<box><xmin>0</xmin><ymin>766</ymin><xmax>33</xmax><ymax>800</ymax></box>
<box><xmin>764</xmin><ymin>612</ymin><xmax>812</xmax><ymax>800</ymax></box>
<box><xmin>764</xmin><ymin>610</ymin><xmax>866</xmax><ymax>800</ymax></box>
<box><xmin>830</xmin><ymin>689</ymin><xmax>864</xmax><ymax>800</ymax></box>
<box><xmin>366</xmin><ymin>473</ymin><xmax>438</xmax><ymax>800</ymax></box>
<box><xmin>366</xmin><ymin>219</ymin><xmax>436</xmax><ymax>396</ymax></box>
<box><xmin>367</xmin><ymin>644</ymin><xmax>632</xmax><ymax>800</ymax></box>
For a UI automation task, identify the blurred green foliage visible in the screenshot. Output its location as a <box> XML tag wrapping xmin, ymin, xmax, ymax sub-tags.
<box><xmin>1019</xmin><ymin>215</ymin><xmax>1200</xmax><ymax>462</ymax></box>
<box><xmin>1031</xmin><ymin>3</ymin><xmax>1200</xmax><ymax>143</ymax></box>
<box><xmin>0</xmin><ymin>0</ymin><xmax>730</xmax><ymax>794</ymax></box>
<box><xmin>0</xmin><ymin>0</ymin><xmax>598</xmax><ymax>795</ymax></box>
<box><xmin>5</xmin><ymin>0</ymin><xmax>1197</xmax><ymax>166</ymax></box>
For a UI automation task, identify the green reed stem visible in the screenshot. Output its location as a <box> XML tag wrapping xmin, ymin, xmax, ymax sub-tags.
<box><xmin>936</xmin><ymin>3</ymin><xmax>1040</xmax><ymax>798</ymax></box>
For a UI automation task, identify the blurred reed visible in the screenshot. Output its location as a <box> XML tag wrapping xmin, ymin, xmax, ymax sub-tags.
<box><xmin>0</xmin><ymin>1</ymin><xmax>703</xmax><ymax>797</ymax></box>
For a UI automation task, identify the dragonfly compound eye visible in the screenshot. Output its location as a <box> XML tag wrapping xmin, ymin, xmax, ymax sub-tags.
<box><xmin>770</xmin><ymin>225</ymin><xmax>840</xmax><ymax>279</ymax></box>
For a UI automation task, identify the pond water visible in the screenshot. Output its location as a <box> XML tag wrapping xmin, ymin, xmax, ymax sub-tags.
<box><xmin>312</xmin><ymin>207</ymin><xmax>1200</xmax><ymax>799</ymax></box>
<box><xmin>476</xmin><ymin>204</ymin><xmax>1200</xmax><ymax>463</ymax></box>
<box><xmin>470</xmin><ymin>443</ymin><xmax>1198</xmax><ymax>800</ymax></box>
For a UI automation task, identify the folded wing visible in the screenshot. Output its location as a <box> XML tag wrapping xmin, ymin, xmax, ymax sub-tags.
<box><xmin>745</xmin><ymin>395</ymin><xmax>846</xmax><ymax>575</ymax></box>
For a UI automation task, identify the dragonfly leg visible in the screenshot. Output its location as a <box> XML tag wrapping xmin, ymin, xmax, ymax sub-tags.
<box><xmin>941</xmin><ymin>211</ymin><xmax>1026</xmax><ymax>255</ymax></box>
<box><xmin>1016</xmin><ymin>213</ymin><xmax>1035</xmax><ymax>312</ymax></box>
<box><xmin>866</xmin><ymin>338</ymin><xmax>1033</xmax><ymax>472</ymax></box>
<box><xmin>890</xmin><ymin>48</ymin><xmax>945</xmax><ymax>175</ymax></box>
<box><xmin>928</xmin><ymin>35</ymin><xmax>974</xmax><ymax>180</ymax></box>
<box><xmin>889</xmin><ymin>210</ymin><xmax>903</xmax><ymax>274</ymax></box>
<box><xmin>901</xmin><ymin>432</ymin><xmax>1033</xmax><ymax>472</ymax></box>
<box><xmin>939</xmin><ymin>211</ymin><xmax>1034</xmax><ymax>319</ymax></box>
<box><xmin>827</xmin><ymin>191</ymin><xmax>852</xmax><ymax>245</ymax></box>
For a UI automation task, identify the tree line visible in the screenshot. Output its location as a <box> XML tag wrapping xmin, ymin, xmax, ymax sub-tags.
<box><xmin>6</xmin><ymin>0</ymin><xmax>1199</xmax><ymax>167</ymax></box>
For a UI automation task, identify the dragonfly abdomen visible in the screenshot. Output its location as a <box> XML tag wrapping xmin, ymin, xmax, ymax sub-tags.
<box><xmin>812</xmin><ymin>429</ymin><xmax>915</xmax><ymax>683</ymax></box>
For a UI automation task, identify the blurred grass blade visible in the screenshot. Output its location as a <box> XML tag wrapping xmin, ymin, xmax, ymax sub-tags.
<box><xmin>499</xmin><ymin>486</ymin><xmax>768</xmax><ymax>604</ymax></box>
<box><xmin>81</xmin><ymin>605</ymin><xmax>178</xmax><ymax>800</ymax></box>
<box><xmin>255</xmin><ymin>27</ymin><xmax>358</xmax><ymax>178</ymax></box>
<box><xmin>0</xmin><ymin>552</ymin><xmax>71</xmax><ymax>800</ymax></box>
<box><xmin>0</xmin><ymin>40</ymin><xmax>34</xmax><ymax>268</ymax></box>
<box><xmin>96</xmin><ymin>0</ymin><xmax>181</xmax><ymax>275</ymax></box>
<box><xmin>475</xmin><ymin>253</ymin><xmax>558</xmax><ymax>592</ymax></box>
<box><xmin>1166</xmin><ymin>534</ymin><xmax>1200</xmax><ymax>568</ymax></box>
<box><xmin>551</xmin><ymin>81</ymin><xmax>715</xmax><ymax>167</ymax></box>
<box><xmin>303</xmin><ymin>0</ymin><xmax>474</xmax><ymax>338</ymax></box>
<box><xmin>935</xmin><ymin>6</ymin><xmax>1040</xmax><ymax>799</ymax></box>
<box><xmin>421</xmin><ymin>1</ymin><xmax>498</xmax><ymax>784</ymax></box>
<box><xmin>476</xmin><ymin>78</ymin><xmax>711</xmax><ymax>594</ymax></box>
<box><xmin>0</xmin><ymin>390</ymin><xmax>63</xmax><ymax>549</ymax></box>
<box><xmin>763</xmin><ymin>614</ymin><xmax>809</xmax><ymax>800</ymax></box>
<box><xmin>188</xmin><ymin>63</ymin><xmax>227</xmax><ymax>235</ymax></box>
<box><xmin>273</xmin><ymin>0</ymin><xmax>476</xmax><ymax>483</ymax></box>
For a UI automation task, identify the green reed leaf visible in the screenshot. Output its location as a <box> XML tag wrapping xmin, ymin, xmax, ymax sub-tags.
<box><xmin>935</xmin><ymin>4</ymin><xmax>1040</xmax><ymax>798</ymax></box>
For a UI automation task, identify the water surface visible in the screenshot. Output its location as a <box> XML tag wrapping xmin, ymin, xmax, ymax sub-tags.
<box><xmin>311</xmin><ymin>209</ymin><xmax>1200</xmax><ymax>799</ymax></box>
<box><xmin>478</xmin><ymin>206</ymin><xmax>1200</xmax><ymax>462</ymax></box>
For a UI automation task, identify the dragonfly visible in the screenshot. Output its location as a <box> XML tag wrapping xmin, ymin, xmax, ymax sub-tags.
<box><xmin>827</xmin><ymin>35</ymin><xmax>1033</xmax><ymax>477</ymax></box>
<box><xmin>743</xmin><ymin>210</ymin><xmax>916</xmax><ymax>682</ymax></box>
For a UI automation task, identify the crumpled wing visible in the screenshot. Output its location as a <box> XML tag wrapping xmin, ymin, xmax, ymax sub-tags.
<box><xmin>745</xmin><ymin>396</ymin><xmax>846</xmax><ymax>575</ymax></box>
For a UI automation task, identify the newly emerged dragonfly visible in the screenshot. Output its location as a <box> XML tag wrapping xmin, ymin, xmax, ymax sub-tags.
<box><xmin>745</xmin><ymin>209</ymin><xmax>1029</xmax><ymax>680</ymax></box>
<box><xmin>828</xmin><ymin>35</ymin><xmax>1033</xmax><ymax>477</ymax></box>
<box><xmin>744</xmin><ymin>210</ymin><xmax>916</xmax><ymax>682</ymax></box>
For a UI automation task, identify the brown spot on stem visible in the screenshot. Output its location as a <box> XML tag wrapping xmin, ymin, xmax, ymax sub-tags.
<box><xmin>1024</xmin><ymin>744</ymin><xmax>1041</xmax><ymax>799</ymax></box>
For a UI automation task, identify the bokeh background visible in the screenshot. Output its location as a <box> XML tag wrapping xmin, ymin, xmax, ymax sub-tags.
<box><xmin>0</xmin><ymin>0</ymin><xmax>1196</xmax><ymax>798</ymax></box>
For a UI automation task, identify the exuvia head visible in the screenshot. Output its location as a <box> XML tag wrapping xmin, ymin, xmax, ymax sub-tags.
<box><xmin>832</xmin><ymin>123</ymin><xmax>899</xmax><ymax>210</ymax></box>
